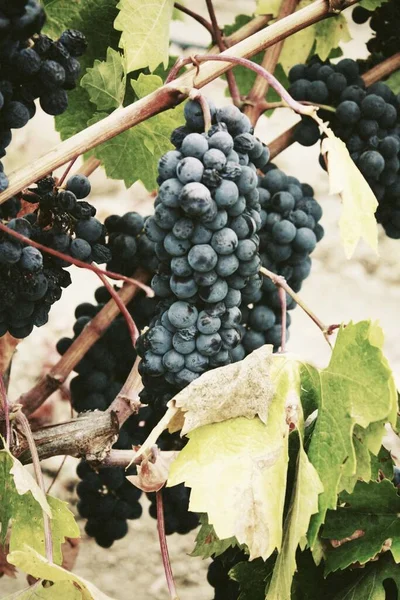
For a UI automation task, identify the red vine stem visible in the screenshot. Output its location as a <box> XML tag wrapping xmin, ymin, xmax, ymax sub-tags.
<box><xmin>259</xmin><ymin>266</ymin><xmax>332</xmax><ymax>348</ymax></box>
<box><xmin>18</xmin><ymin>268</ymin><xmax>150</xmax><ymax>416</ymax></box>
<box><xmin>0</xmin><ymin>375</ymin><xmax>10</xmax><ymax>445</ymax></box>
<box><xmin>205</xmin><ymin>0</ymin><xmax>241</xmax><ymax>107</ymax></box>
<box><xmin>0</xmin><ymin>0</ymin><xmax>360</xmax><ymax>205</ymax></box>
<box><xmin>15</xmin><ymin>411</ymin><xmax>53</xmax><ymax>563</ymax></box>
<box><xmin>97</xmin><ymin>272</ymin><xmax>139</xmax><ymax>345</ymax></box>
<box><xmin>156</xmin><ymin>489</ymin><xmax>179</xmax><ymax>600</ymax></box>
<box><xmin>0</xmin><ymin>222</ymin><xmax>153</xmax><ymax>295</ymax></box>
<box><xmin>245</xmin><ymin>0</ymin><xmax>299</xmax><ymax>124</ymax></box>
<box><xmin>173</xmin><ymin>3</ymin><xmax>214</xmax><ymax>37</ymax></box>
<box><xmin>58</xmin><ymin>157</ymin><xmax>78</xmax><ymax>187</ymax></box>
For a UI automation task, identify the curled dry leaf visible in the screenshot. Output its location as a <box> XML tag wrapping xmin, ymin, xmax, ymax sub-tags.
<box><xmin>127</xmin><ymin>449</ymin><xmax>178</xmax><ymax>492</ymax></box>
<box><xmin>168</xmin><ymin>345</ymin><xmax>274</xmax><ymax>435</ymax></box>
<box><xmin>330</xmin><ymin>529</ymin><xmax>365</xmax><ymax>548</ymax></box>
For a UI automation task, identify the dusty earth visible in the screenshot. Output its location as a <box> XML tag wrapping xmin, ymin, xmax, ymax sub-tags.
<box><xmin>2</xmin><ymin>3</ymin><xmax>400</xmax><ymax>599</ymax></box>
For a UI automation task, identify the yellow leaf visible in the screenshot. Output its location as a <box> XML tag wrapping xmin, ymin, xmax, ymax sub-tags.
<box><xmin>321</xmin><ymin>130</ymin><xmax>379</xmax><ymax>258</ymax></box>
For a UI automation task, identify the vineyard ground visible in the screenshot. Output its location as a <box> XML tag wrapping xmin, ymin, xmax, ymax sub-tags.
<box><xmin>2</xmin><ymin>6</ymin><xmax>400</xmax><ymax>597</ymax></box>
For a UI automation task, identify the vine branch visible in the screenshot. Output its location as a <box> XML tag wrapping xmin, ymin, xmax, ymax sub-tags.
<box><xmin>244</xmin><ymin>0</ymin><xmax>299</xmax><ymax>124</ymax></box>
<box><xmin>18</xmin><ymin>268</ymin><xmax>150</xmax><ymax>417</ymax></box>
<box><xmin>173</xmin><ymin>3</ymin><xmax>213</xmax><ymax>37</ymax></box>
<box><xmin>157</xmin><ymin>489</ymin><xmax>179</xmax><ymax>600</ymax></box>
<box><xmin>205</xmin><ymin>0</ymin><xmax>241</xmax><ymax>107</ymax></box>
<box><xmin>0</xmin><ymin>0</ymin><xmax>360</xmax><ymax>205</ymax></box>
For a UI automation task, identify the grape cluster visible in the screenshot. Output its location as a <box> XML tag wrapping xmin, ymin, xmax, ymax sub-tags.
<box><xmin>76</xmin><ymin>460</ymin><xmax>142</xmax><ymax>548</ymax></box>
<box><xmin>105</xmin><ymin>211</ymin><xmax>158</xmax><ymax>276</ymax></box>
<box><xmin>235</xmin><ymin>165</ymin><xmax>323</xmax><ymax>356</ymax></box>
<box><xmin>0</xmin><ymin>175</ymin><xmax>109</xmax><ymax>339</ymax></box>
<box><xmin>352</xmin><ymin>0</ymin><xmax>400</xmax><ymax>59</ymax></box>
<box><xmin>138</xmin><ymin>99</ymin><xmax>269</xmax><ymax>392</ymax></box>
<box><xmin>0</xmin><ymin>1</ymin><xmax>86</xmax><ymax>191</ymax></box>
<box><xmin>288</xmin><ymin>57</ymin><xmax>400</xmax><ymax>238</ymax></box>
<box><xmin>58</xmin><ymin>286</ymin><xmax>197</xmax><ymax>544</ymax></box>
<box><xmin>207</xmin><ymin>547</ymin><xmax>248</xmax><ymax>600</ymax></box>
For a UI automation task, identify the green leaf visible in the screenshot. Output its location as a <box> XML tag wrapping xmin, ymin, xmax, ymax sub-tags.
<box><xmin>370</xmin><ymin>446</ymin><xmax>394</xmax><ymax>481</ymax></box>
<box><xmin>359</xmin><ymin>0</ymin><xmax>389</xmax><ymax>9</ymax></box>
<box><xmin>53</xmin><ymin>0</ymin><xmax>120</xmax><ymax>140</ymax></box>
<box><xmin>81</xmin><ymin>47</ymin><xmax>126</xmax><ymax>110</ymax></box>
<box><xmin>8</xmin><ymin>546</ymin><xmax>116</xmax><ymax>599</ymax></box>
<box><xmin>279</xmin><ymin>1</ymin><xmax>315</xmax><ymax>74</ymax></box>
<box><xmin>89</xmin><ymin>73</ymin><xmax>184</xmax><ymax>189</ymax></box>
<box><xmin>322</xmin><ymin>480</ymin><xmax>400</xmax><ymax>573</ymax></box>
<box><xmin>191</xmin><ymin>514</ymin><xmax>240</xmax><ymax>559</ymax></box>
<box><xmin>230</xmin><ymin>558</ymin><xmax>272</xmax><ymax>600</ymax></box>
<box><xmin>0</xmin><ymin>448</ymin><xmax>51</xmax><ymax>544</ymax></box>
<box><xmin>307</xmin><ymin>321</ymin><xmax>397</xmax><ymax>545</ymax></box>
<box><xmin>10</xmin><ymin>496</ymin><xmax>79</xmax><ymax>565</ymax></box>
<box><xmin>114</xmin><ymin>0</ymin><xmax>174</xmax><ymax>73</ymax></box>
<box><xmin>385</xmin><ymin>70</ymin><xmax>400</xmax><ymax>95</ymax></box>
<box><xmin>321</xmin><ymin>127</ymin><xmax>379</xmax><ymax>258</ymax></box>
<box><xmin>314</xmin><ymin>15</ymin><xmax>351</xmax><ymax>62</ymax></box>
<box><xmin>255</xmin><ymin>0</ymin><xmax>283</xmax><ymax>15</ymax></box>
<box><xmin>41</xmin><ymin>0</ymin><xmax>82</xmax><ymax>38</ymax></box>
<box><xmin>267</xmin><ymin>385</ymin><xmax>323</xmax><ymax>600</ymax></box>
<box><xmin>332</xmin><ymin>554</ymin><xmax>400</xmax><ymax>600</ymax></box>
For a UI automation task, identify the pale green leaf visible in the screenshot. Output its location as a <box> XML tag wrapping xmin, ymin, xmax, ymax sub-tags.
<box><xmin>321</xmin><ymin>127</ymin><xmax>379</xmax><ymax>258</ymax></box>
<box><xmin>255</xmin><ymin>0</ymin><xmax>283</xmax><ymax>16</ymax></box>
<box><xmin>385</xmin><ymin>70</ymin><xmax>400</xmax><ymax>95</ymax></box>
<box><xmin>8</xmin><ymin>546</ymin><xmax>116</xmax><ymax>600</ymax></box>
<box><xmin>10</xmin><ymin>496</ymin><xmax>80</xmax><ymax>565</ymax></box>
<box><xmin>279</xmin><ymin>1</ymin><xmax>315</xmax><ymax>74</ymax></box>
<box><xmin>191</xmin><ymin>514</ymin><xmax>240</xmax><ymax>559</ymax></box>
<box><xmin>314</xmin><ymin>15</ymin><xmax>351</xmax><ymax>62</ymax></box>
<box><xmin>307</xmin><ymin>321</ymin><xmax>397</xmax><ymax>545</ymax></box>
<box><xmin>114</xmin><ymin>0</ymin><xmax>174</xmax><ymax>73</ymax></box>
<box><xmin>2</xmin><ymin>580</ymin><xmax>82</xmax><ymax>599</ymax></box>
<box><xmin>89</xmin><ymin>73</ymin><xmax>184</xmax><ymax>189</ymax></box>
<box><xmin>267</xmin><ymin>449</ymin><xmax>323</xmax><ymax>600</ymax></box>
<box><xmin>168</xmin><ymin>416</ymin><xmax>289</xmax><ymax>560</ymax></box>
<box><xmin>168</xmin><ymin>354</ymin><xmax>305</xmax><ymax>560</ymax></box>
<box><xmin>81</xmin><ymin>48</ymin><xmax>126</xmax><ymax>110</ymax></box>
<box><xmin>359</xmin><ymin>0</ymin><xmax>389</xmax><ymax>9</ymax></box>
<box><xmin>323</xmin><ymin>480</ymin><xmax>400</xmax><ymax>573</ymax></box>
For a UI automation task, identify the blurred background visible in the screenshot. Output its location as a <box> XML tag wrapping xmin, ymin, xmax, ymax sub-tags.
<box><xmin>2</xmin><ymin>1</ymin><xmax>400</xmax><ymax>598</ymax></box>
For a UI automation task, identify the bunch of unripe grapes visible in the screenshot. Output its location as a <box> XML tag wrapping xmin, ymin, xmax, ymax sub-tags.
<box><xmin>288</xmin><ymin>56</ymin><xmax>400</xmax><ymax>238</ymax></box>
<box><xmin>0</xmin><ymin>0</ymin><xmax>86</xmax><ymax>191</ymax></box>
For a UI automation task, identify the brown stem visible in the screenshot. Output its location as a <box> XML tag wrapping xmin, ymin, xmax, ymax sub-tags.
<box><xmin>0</xmin><ymin>375</ymin><xmax>10</xmax><ymax>445</ymax></box>
<box><xmin>205</xmin><ymin>0</ymin><xmax>241</xmax><ymax>107</ymax></box>
<box><xmin>245</xmin><ymin>0</ymin><xmax>299</xmax><ymax>124</ymax></box>
<box><xmin>18</xmin><ymin>268</ymin><xmax>150</xmax><ymax>416</ymax></box>
<box><xmin>58</xmin><ymin>157</ymin><xmax>78</xmax><ymax>187</ymax></box>
<box><xmin>100</xmin><ymin>448</ymin><xmax>144</xmax><ymax>468</ymax></box>
<box><xmin>97</xmin><ymin>272</ymin><xmax>139</xmax><ymax>344</ymax></box>
<box><xmin>173</xmin><ymin>3</ymin><xmax>214</xmax><ymax>37</ymax></box>
<box><xmin>76</xmin><ymin>157</ymin><xmax>101</xmax><ymax>178</ymax></box>
<box><xmin>14</xmin><ymin>411</ymin><xmax>119</xmax><ymax>464</ymax></box>
<box><xmin>0</xmin><ymin>0</ymin><xmax>360</xmax><ymax>205</ymax></box>
<box><xmin>0</xmin><ymin>334</ymin><xmax>19</xmax><ymax>377</ymax></box>
<box><xmin>107</xmin><ymin>356</ymin><xmax>142</xmax><ymax>428</ymax></box>
<box><xmin>46</xmin><ymin>455</ymin><xmax>68</xmax><ymax>494</ymax></box>
<box><xmin>15</xmin><ymin>411</ymin><xmax>53</xmax><ymax>562</ymax></box>
<box><xmin>259</xmin><ymin>266</ymin><xmax>332</xmax><ymax>347</ymax></box>
<box><xmin>362</xmin><ymin>51</ymin><xmax>400</xmax><ymax>87</ymax></box>
<box><xmin>269</xmin><ymin>123</ymin><xmax>298</xmax><ymax>159</ymax></box>
<box><xmin>157</xmin><ymin>489</ymin><xmax>179</xmax><ymax>600</ymax></box>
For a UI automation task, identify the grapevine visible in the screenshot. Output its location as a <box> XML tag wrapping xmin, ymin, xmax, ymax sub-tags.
<box><xmin>0</xmin><ymin>1</ymin><xmax>400</xmax><ymax>600</ymax></box>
